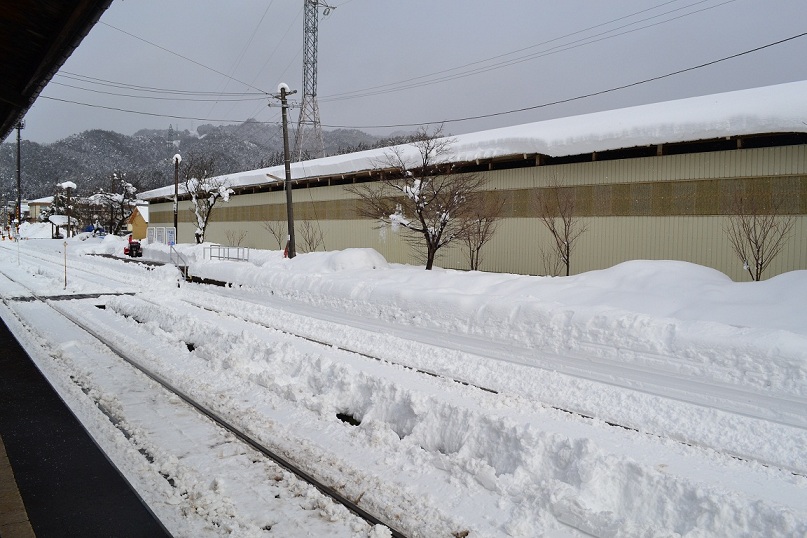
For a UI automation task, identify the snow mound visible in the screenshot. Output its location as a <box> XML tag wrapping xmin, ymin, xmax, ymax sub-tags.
<box><xmin>17</xmin><ymin>222</ymin><xmax>53</xmax><ymax>239</ymax></box>
<box><xmin>289</xmin><ymin>248</ymin><xmax>389</xmax><ymax>273</ymax></box>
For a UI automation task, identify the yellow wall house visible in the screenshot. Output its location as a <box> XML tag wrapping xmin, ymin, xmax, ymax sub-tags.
<box><xmin>139</xmin><ymin>82</ymin><xmax>807</xmax><ymax>281</ymax></box>
<box><xmin>28</xmin><ymin>196</ymin><xmax>52</xmax><ymax>223</ymax></box>
<box><xmin>127</xmin><ymin>205</ymin><xmax>149</xmax><ymax>239</ymax></box>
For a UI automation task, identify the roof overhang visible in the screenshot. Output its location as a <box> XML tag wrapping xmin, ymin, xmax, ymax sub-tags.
<box><xmin>140</xmin><ymin>81</ymin><xmax>807</xmax><ymax>202</ymax></box>
<box><xmin>0</xmin><ymin>1</ymin><xmax>113</xmax><ymax>141</ymax></box>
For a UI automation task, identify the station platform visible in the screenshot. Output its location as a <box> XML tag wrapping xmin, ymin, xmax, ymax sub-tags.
<box><xmin>0</xmin><ymin>316</ymin><xmax>171</xmax><ymax>537</ymax></box>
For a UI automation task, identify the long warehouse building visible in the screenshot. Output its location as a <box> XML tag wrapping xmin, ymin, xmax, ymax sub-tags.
<box><xmin>139</xmin><ymin>81</ymin><xmax>807</xmax><ymax>281</ymax></box>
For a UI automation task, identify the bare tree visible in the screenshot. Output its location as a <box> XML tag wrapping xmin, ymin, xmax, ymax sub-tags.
<box><xmin>725</xmin><ymin>193</ymin><xmax>795</xmax><ymax>281</ymax></box>
<box><xmin>346</xmin><ymin>126</ymin><xmax>486</xmax><ymax>270</ymax></box>
<box><xmin>86</xmin><ymin>172</ymin><xmax>140</xmax><ymax>235</ymax></box>
<box><xmin>298</xmin><ymin>220</ymin><xmax>325</xmax><ymax>253</ymax></box>
<box><xmin>225</xmin><ymin>229</ymin><xmax>248</xmax><ymax>247</ymax></box>
<box><xmin>538</xmin><ymin>247</ymin><xmax>564</xmax><ymax>277</ymax></box>
<box><xmin>262</xmin><ymin>220</ymin><xmax>287</xmax><ymax>249</ymax></box>
<box><xmin>461</xmin><ymin>192</ymin><xmax>504</xmax><ymax>271</ymax></box>
<box><xmin>534</xmin><ymin>179</ymin><xmax>588</xmax><ymax>276</ymax></box>
<box><xmin>181</xmin><ymin>155</ymin><xmax>232</xmax><ymax>243</ymax></box>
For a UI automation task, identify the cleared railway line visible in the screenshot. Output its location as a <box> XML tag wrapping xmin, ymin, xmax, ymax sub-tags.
<box><xmin>2</xmin><ymin>241</ymin><xmax>806</xmax><ymax>537</ymax></box>
<box><xmin>4</xmin><ymin>243</ymin><xmax>806</xmax><ymax>476</ymax></box>
<box><xmin>0</xmin><ymin>247</ymin><xmax>410</xmax><ymax>537</ymax></box>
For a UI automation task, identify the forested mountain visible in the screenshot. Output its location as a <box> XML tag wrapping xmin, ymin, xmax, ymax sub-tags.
<box><xmin>0</xmin><ymin>120</ymin><xmax>402</xmax><ymax>200</ymax></box>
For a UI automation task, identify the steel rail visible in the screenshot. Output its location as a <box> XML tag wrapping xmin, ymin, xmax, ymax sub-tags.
<box><xmin>0</xmin><ymin>268</ymin><xmax>409</xmax><ymax>537</ymax></box>
<box><xmin>172</xmin><ymin>286</ymin><xmax>807</xmax><ymax>478</ymax></box>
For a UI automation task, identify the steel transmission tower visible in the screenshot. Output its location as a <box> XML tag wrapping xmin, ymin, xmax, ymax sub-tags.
<box><xmin>294</xmin><ymin>0</ymin><xmax>333</xmax><ymax>161</ymax></box>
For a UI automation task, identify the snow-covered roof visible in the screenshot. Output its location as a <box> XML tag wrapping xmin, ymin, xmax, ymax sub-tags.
<box><xmin>48</xmin><ymin>214</ymin><xmax>78</xmax><ymax>226</ymax></box>
<box><xmin>139</xmin><ymin>81</ymin><xmax>807</xmax><ymax>201</ymax></box>
<box><xmin>28</xmin><ymin>196</ymin><xmax>53</xmax><ymax>205</ymax></box>
<box><xmin>133</xmin><ymin>206</ymin><xmax>149</xmax><ymax>222</ymax></box>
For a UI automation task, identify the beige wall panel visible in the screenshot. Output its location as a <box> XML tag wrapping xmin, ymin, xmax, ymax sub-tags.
<box><xmin>483</xmin><ymin>146</ymin><xmax>807</xmax><ymax>193</ymax></box>
<box><xmin>567</xmin><ymin>216</ymin><xmax>806</xmax><ymax>281</ymax></box>
<box><xmin>143</xmin><ymin>146</ymin><xmax>807</xmax><ymax>279</ymax></box>
<box><xmin>148</xmin><ymin>204</ymin><xmax>806</xmax><ymax>280</ymax></box>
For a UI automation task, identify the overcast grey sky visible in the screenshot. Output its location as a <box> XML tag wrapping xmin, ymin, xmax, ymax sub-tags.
<box><xmin>17</xmin><ymin>0</ymin><xmax>807</xmax><ymax>143</ymax></box>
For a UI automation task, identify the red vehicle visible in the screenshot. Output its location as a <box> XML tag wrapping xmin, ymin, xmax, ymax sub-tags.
<box><xmin>124</xmin><ymin>235</ymin><xmax>142</xmax><ymax>258</ymax></box>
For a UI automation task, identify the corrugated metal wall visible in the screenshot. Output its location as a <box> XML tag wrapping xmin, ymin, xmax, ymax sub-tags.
<box><xmin>148</xmin><ymin>145</ymin><xmax>807</xmax><ymax>280</ymax></box>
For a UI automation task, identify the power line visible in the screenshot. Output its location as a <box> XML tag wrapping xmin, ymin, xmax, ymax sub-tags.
<box><xmin>321</xmin><ymin>0</ymin><xmax>738</xmax><ymax>103</ymax></box>
<box><xmin>40</xmin><ymin>31</ymin><xmax>806</xmax><ymax>133</ymax></box>
<box><xmin>206</xmin><ymin>1</ymin><xmax>277</xmax><ymax>118</ymax></box>
<box><xmin>57</xmin><ymin>71</ymin><xmax>265</xmax><ymax>96</ymax></box>
<box><xmin>38</xmin><ymin>95</ymin><xmax>282</xmax><ymax>125</ymax></box>
<box><xmin>77</xmin><ymin>1</ymin><xmax>710</xmax><ymax>107</ymax></box>
<box><xmin>55</xmin><ymin>1</ymin><xmax>728</xmax><ymax>109</ymax></box>
<box><xmin>56</xmin><ymin>70</ymin><xmax>266</xmax><ymax>97</ymax></box>
<box><xmin>249</xmin><ymin>5</ymin><xmax>305</xmax><ymax>88</ymax></box>
<box><xmin>50</xmin><ymin>81</ymin><xmax>269</xmax><ymax>102</ymax></box>
<box><xmin>99</xmin><ymin>21</ymin><xmax>270</xmax><ymax>95</ymax></box>
<box><xmin>321</xmin><ymin>0</ymin><xmax>691</xmax><ymax>100</ymax></box>
<box><xmin>320</xmin><ymin>31</ymin><xmax>807</xmax><ymax>129</ymax></box>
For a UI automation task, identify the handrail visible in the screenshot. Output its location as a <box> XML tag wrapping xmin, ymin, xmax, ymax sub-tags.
<box><xmin>203</xmin><ymin>244</ymin><xmax>250</xmax><ymax>262</ymax></box>
<box><xmin>170</xmin><ymin>245</ymin><xmax>189</xmax><ymax>280</ymax></box>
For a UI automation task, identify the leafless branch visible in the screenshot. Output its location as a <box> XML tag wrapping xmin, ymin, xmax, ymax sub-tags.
<box><xmin>347</xmin><ymin>125</ymin><xmax>490</xmax><ymax>270</ymax></box>
<box><xmin>298</xmin><ymin>220</ymin><xmax>325</xmax><ymax>253</ymax></box>
<box><xmin>225</xmin><ymin>229</ymin><xmax>248</xmax><ymax>247</ymax></box>
<box><xmin>724</xmin><ymin>193</ymin><xmax>795</xmax><ymax>281</ymax></box>
<box><xmin>533</xmin><ymin>177</ymin><xmax>588</xmax><ymax>276</ymax></box>
<box><xmin>262</xmin><ymin>220</ymin><xmax>287</xmax><ymax>249</ymax></box>
<box><xmin>461</xmin><ymin>192</ymin><xmax>504</xmax><ymax>271</ymax></box>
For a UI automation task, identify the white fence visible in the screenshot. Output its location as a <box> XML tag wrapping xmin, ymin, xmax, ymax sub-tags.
<box><xmin>204</xmin><ymin>244</ymin><xmax>250</xmax><ymax>262</ymax></box>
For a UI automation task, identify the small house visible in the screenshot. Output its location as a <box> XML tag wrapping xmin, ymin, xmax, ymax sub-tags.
<box><xmin>28</xmin><ymin>196</ymin><xmax>52</xmax><ymax>222</ymax></box>
<box><xmin>48</xmin><ymin>214</ymin><xmax>78</xmax><ymax>238</ymax></box>
<box><xmin>127</xmin><ymin>205</ymin><xmax>149</xmax><ymax>239</ymax></box>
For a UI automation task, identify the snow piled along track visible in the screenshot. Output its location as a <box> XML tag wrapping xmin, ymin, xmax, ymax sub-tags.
<box><xmin>1</xmin><ymin>233</ymin><xmax>806</xmax><ymax>536</ymax></box>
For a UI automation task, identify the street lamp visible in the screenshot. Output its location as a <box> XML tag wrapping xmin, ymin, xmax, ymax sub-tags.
<box><xmin>58</xmin><ymin>181</ymin><xmax>76</xmax><ymax>238</ymax></box>
<box><xmin>173</xmin><ymin>153</ymin><xmax>181</xmax><ymax>236</ymax></box>
<box><xmin>16</xmin><ymin>121</ymin><xmax>24</xmax><ymax>232</ymax></box>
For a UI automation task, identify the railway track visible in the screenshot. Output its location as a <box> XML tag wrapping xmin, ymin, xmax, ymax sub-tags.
<box><xmin>52</xmin><ymin>300</ymin><xmax>408</xmax><ymax>537</ymax></box>
<box><xmin>181</xmin><ymin>285</ymin><xmax>807</xmax><ymax>428</ymax></box>
<box><xmin>164</xmin><ymin>282</ymin><xmax>807</xmax><ymax>475</ymax></box>
<box><xmin>3</xmin><ymin>242</ymin><xmax>806</xmax><ymax>537</ymax></box>
<box><xmin>5</xmin><ymin>243</ymin><xmax>807</xmax><ymax>475</ymax></box>
<box><xmin>0</xmin><ymin>255</ymin><xmax>410</xmax><ymax>536</ymax></box>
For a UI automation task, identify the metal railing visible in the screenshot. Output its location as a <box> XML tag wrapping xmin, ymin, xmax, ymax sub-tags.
<box><xmin>170</xmin><ymin>245</ymin><xmax>189</xmax><ymax>280</ymax></box>
<box><xmin>203</xmin><ymin>244</ymin><xmax>250</xmax><ymax>262</ymax></box>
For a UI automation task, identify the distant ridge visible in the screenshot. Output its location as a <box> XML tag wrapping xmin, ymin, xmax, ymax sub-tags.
<box><xmin>0</xmin><ymin>120</ymin><xmax>409</xmax><ymax>199</ymax></box>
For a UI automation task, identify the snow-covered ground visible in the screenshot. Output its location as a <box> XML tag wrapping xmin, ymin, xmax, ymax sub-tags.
<box><xmin>1</xmin><ymin>223</ymin><xmax>805</xmax><ymax>537</ymax></box>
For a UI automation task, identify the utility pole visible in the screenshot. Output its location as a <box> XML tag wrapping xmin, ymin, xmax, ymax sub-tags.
<box><xmin>294</xmin><ymin>0</ymin><xmax>334</xmax><ymax>161</ymax></box>
<box><xmin>15</xmin><ymin>121</ymin><xmax>24</xmax><ymax>231</ymax></box>
<box><xmin>277</xmin><ymin>83</ymin><xmax>297</xmax><ymax>258</ymax></box>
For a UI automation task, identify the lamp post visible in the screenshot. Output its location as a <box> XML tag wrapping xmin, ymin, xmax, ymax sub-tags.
<box><xmin>15</xmin><ymin>121</ymin><xmax>24</xmax><ymax>232</ymax></box>
<box><xmin>58</xmin><ymin>181</ymin><xmax>76</xmax><ymax>238</ymax></box>
<box><xmin>173</xmin><ymin>153</ymin><xmax>181</xmax><ymax>236</ymax></box>
<box><xmin>1</xmin><ymin>190</ymin><xmax>6</xmax><ymax>234</ymax></box>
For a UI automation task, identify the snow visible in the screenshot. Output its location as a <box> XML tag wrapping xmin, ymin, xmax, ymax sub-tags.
<box><xmin>135</xmin><ymin>205</ymin><xmax>149</xmax><ymax>223</ymax></box>
<box><xmin>46</xmin><ymin>214</ymin><xmax>78</xmax><ymax>227</ymax></box>
<box><xmin>140</xmin><ymin>80</ymin><xmax>807</xmax><ymax>201</ymax></box>
<box><xmin>1</xmin><ymin>225</ymin><xmax>806</xmax><ymax>537</ymax></box>
<box><xmin>58</xmin><ymin>180</ymin><xmax>77</xmax><ymax>190</ymax></box>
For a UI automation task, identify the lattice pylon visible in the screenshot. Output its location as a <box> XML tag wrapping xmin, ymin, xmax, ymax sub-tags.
<box><xmin>294</xmin><ymin>0</ymin><xmax>325</xmax><ymax>161</ymax></box>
